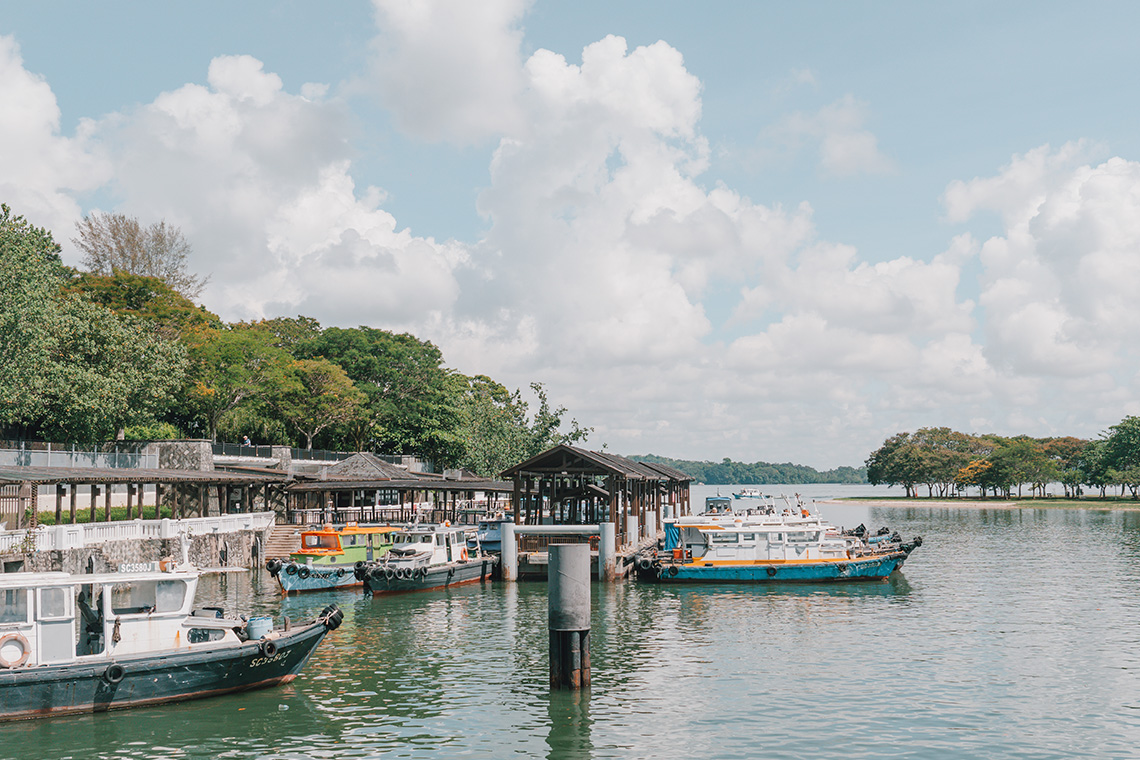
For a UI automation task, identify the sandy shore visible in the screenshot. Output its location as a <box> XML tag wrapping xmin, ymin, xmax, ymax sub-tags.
<box><xmin>817</xmin><ymin>498</ymin><xmax>1140</xmax><ymax>511</ymax></box>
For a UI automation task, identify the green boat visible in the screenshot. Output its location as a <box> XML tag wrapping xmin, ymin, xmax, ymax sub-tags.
<box><xmin>266</xmin><ymin>524</ymin><xmax>400</xmax><ymax>593</ymax></box>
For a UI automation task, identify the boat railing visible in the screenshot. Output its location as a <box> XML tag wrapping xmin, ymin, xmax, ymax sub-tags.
<box><xmin>0</xmin><ymin>512</ymin><xmax>277</xmax><ymax>553</ymax></box>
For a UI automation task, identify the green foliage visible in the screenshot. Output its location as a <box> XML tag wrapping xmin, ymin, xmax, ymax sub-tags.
<box><xmin>633</xmin><ymin>454</ymin><xmax>865</xmax><ymax>485</ymax></box>
<box><xmin>455</xmin><ymin>378</ymin><xmax>591</xmax><ymax>478</ymax></box>
<box><xmin>1</xmin><ymin>204</ymin><xmax>188</xmax><ymax>442</ymax></box>
<box><xmin>301</xmin><ymin>327</ymin><xmax>464</xmax><ymax>465</ymax></box>
<box><xmin>66</xmin><ymin>271</ymin><xmax>222</xmax><ymax>340</ymax></box>
<box><xmin>123</xmin><ymin>421</ymin><xmax>182</xmax><ymax>440</ymax></box>
<box><xmin>275</xmin><ymin>358</ymin><xmax>365</xmax><ymax>448</ymax></box>
<box><xmin>184</xmin><ymin>326</ymin><xmax>296</xmax><ymax>441</ymax></box>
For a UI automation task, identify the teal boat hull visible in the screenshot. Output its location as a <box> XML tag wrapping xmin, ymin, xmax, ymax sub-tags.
<box><xmin>646</xmin><ymin>553</ymin><xmax>909</xmax><ymax>583</ymax></box>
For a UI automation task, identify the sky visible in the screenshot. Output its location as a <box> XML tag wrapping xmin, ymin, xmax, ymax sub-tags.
<box><xmin>4</xmin><ymin>1</ymin><xmax>1140</xmax><ymax>469</ymax></box>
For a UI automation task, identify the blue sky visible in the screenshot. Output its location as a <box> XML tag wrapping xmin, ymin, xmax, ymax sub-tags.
<box><xmin>3</xmin><ymin>1</ymin><xmax>1140</xmax><ymax>467</ymax></box>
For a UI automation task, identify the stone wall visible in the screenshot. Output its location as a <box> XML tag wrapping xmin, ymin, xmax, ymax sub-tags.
<box><xmin>13</xmin><ymin>524</ymin><xmax>273</xmax><ymax>574</ymax></box>
<box><xmin>148</xmin><ymin>439</ymin><xmax>214</xmax><ymax>471</ymax></box>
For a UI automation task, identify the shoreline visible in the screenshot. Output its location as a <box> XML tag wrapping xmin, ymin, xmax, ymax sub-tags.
<box><xmin>818</xmin><ymin>498</ymin><xmax>1140</xmax><ymax>511</ymax></box>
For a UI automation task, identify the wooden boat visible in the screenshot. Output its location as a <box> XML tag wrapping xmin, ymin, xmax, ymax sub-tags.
<box><xmin>354</xmin><ymin>523</ymin><xmax>495</xmax><ymax>595</ymax></box>
<box><xmin>636</xmin><ymin>510</ymin><xmax>922</xmax><ymax>583</ymax></box>
<box><xmin>0</xmin><ymin>562</ymin><xmax>342</xmax><ymax>721</ymax></box>
<box><xmin>266</xmin><ymin>523</ymin><xmax>400</xmax><ymax>593</ymax></box>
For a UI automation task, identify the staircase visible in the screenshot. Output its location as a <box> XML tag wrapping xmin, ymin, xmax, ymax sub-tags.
<box><xmin>263</xmin><ymin>523</ymin><xmax>301</xmax><ymax>560</ymax></box>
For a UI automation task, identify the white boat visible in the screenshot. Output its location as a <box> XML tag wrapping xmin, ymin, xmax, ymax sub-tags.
<box><xmin>354</xmin><ymin>523</ymin><xmax>495</xmax><ymax>594</ymax></box>
<box><xmin>0</xmin><ymin>561</ymin><xmax>342</xmax><ymax>721</ymax></box>
<box><xmin>732</xmin><ymin>487</ymin><xmax>764</xmax><ymax>499</ymax></box>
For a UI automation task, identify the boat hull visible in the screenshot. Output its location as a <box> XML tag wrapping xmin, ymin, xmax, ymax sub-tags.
<box><xmin>0</xmin><ymin>619</ymin><xmax>331</xmax><ymax>722</ymax></box>
<box><xmin>275</xmin><ymin>562</ymin><xmax>362</xmax><ymax>593</ymax></box>
<box><xmin>363</xmin><ymin>558</ymin><xmax>495</xmax><ymax>595</ymax></box>
<box><xmin>645</xmin><ymin>553</ymin><xmax>909</xmax><ymax>584</ymax></box>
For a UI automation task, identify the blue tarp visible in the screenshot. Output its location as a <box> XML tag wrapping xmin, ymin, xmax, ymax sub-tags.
<box><xmin>664</xmin><ymin>523</ymin><xmax>680</xmax><ymax>551</ymax></box>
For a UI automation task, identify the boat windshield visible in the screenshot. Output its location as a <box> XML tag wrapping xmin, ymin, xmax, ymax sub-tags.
<box><xmin>303</xmin><ymin>534</ymin><xmax>339</xmax><ymax>549</ymax></box>
<box><xmin>394</xmin><ymin>534</ymin><xmax>433</xmax><ymax>544</ymax></box>
<box><xmin>110</xmin><ymin>580</ymin><xmax>187</xmax><ymax>615</ymax></box>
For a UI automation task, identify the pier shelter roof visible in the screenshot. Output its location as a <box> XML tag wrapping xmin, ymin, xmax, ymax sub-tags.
<box><xmin>500</xmin><ymin>445</ymin><xmax>691</xmax><ymax>483</ymax></box>
<box><xmin>0</xmin><ymin>465</ymin><xmax>285</xmax><ymax>487</ymax></box>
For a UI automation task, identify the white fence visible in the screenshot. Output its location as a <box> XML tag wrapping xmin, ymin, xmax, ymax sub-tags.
<box><xmin>0</xmin><ymin>446</ymin><xmax>157</xmax><ymax>469</ymax></box>
<box><xmin>0</xmin><ymin>512</ymin><xmax>276</xmax><ymax>554</ymax></box>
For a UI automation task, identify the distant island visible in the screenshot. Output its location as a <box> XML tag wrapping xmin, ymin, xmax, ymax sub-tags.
<box><xmin>629</xmin><ymin>454</ymin><xmax>868</xmax><ymax>485</ymax></box>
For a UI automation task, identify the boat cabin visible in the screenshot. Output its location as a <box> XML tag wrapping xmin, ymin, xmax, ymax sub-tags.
<box><xmin>388</xmin><ymin>524</ymin><xmax>473</xmax><ymax>566</ymax></box>
<box><xmin>0</xmin><ymin>564</ymin><xmax>242</xmax><ymax>670</ymax></box>
<box><xmin>296</xmin><ymin>524</ymin><xmax>401</xmax><ymax>557</ymax></box>
<box><xmin>667</xmin><ymin>515</ymin><xmax>853</xmax><ymax>565</ymax></box>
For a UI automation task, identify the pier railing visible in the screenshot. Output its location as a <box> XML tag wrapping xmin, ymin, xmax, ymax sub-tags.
<box><xmin>0</xmin><ymin>512</ymin><xmax>276</xmax><ymax>553</ymax></box>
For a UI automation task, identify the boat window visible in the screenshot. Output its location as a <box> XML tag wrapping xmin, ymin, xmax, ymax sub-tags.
<box><xmin>0</xmin><ymin>589</ymin><xmax>28</xmax><ymax>624</ymax></box>
<box><xmin>710</xmin><ymin>533</ymin><xmax>739</xmax><ymax>544</ymax></box>
<box><xmin>742</xmin><ymin>533</ymin><xmax>756</xmax><ymax>541</ymax></box>
<box><xmin>303</xmin><ymin>534</ymin><xmax>339</xmax><ymax>549</ymax></box>
<box><xmin>786</xmin><ymin>532</ymin><xmax>820</xmax><ymax>542</ymax></box>
<box><xmin>188</xmin><ymin>628</ymin><xmax>225</xmax><ymax>644</ymax></box>
<box><xmin>38</xmin><ymin>587</ymin><xmax>69</xmax><ymax>620</ymax></box>
<box><xmin>111</xmin><ymin>580</ymin><xmax>187</xmax><ymax>615</ymax></box>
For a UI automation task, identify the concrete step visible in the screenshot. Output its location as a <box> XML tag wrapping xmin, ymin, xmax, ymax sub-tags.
<box><xmin>264</xmin><ymin>524</ymin><xmax>301</xmax><ymax>559</ymax></box>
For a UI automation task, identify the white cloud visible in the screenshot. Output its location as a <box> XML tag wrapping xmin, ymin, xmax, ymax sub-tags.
<box><xmin>774</xmin><ymin>94</ymin><xmax>894</xmax><ymax>176</ymax></box>
<box><xmin>367</xmin><ymin>0</ymin><xmax>530</xmax><ymax>143</ymax></box>
<box><xmin>0</xmin><ymin>35</ymin><xmax>108</xmax><ymax>241</ymax></box>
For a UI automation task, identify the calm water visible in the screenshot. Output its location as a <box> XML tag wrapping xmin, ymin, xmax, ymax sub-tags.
<box><xmin>5</xmin><ymin>485</ymin><xmax>1140</xmax><ymax>759</ymax></box>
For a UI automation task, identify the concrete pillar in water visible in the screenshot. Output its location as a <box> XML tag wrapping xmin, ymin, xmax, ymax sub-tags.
<box><xmin>625</xmin><ymin>515</ymin><xmax>639</xmax><ymax>548</ymax></box>
<box><xmin>598</xmin><ymin>523</ymin><xmax>616</xmax><ymax>582</ymax></box>
<box><xmin>548</xmin><ymin>543</ymin><xmax>591</xmax><ymax>690</ymax></box>
<box><xmin>501</xmin><ymin>521</ymin><xmax>517</xmax><ymax>582</ymax></box>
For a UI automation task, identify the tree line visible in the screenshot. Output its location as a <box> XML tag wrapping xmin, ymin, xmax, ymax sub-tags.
<box><xmin>632</xmin><ymin>454</ymin><xmax>867</xmax><ymax>485</ymax></box>
<box><xmin>865</xmin><ymin>420</ymin><xmax>1140</xmax><ymax>498</ymax></box>
<box><xmin>0</xmin><ymin>204</ymin><xmax>588</xmax><ymax>477</ymax></box>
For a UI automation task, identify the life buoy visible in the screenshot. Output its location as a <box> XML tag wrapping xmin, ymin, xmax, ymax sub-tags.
<box><xmin>460</xmin><ymin>548</ymin><xmax>469</xmax><ymax>562</ymax></box>
<box><xmin>766</xmin><ymin>566</ymin><xmax>778</xmax><ymax>577</ymax></box>
<box><xmin>0</xmin><ymin>634</ymin><xmax>30</xmax><ymax>669</ymax></box>
<box><xmin>104</xmin><ymin>663</ymin><xmax>126</xmax><ymax>684</ymax></box>
<box><xmin>260</xmin><ymin>639</ymin><xmax>278</xmax><ymax>657</ymax></box>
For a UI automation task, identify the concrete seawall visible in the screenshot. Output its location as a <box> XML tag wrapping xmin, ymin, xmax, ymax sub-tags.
<box><xmin>3</xmin><ymin>522</ymin><xmax>274</xmax><ymax>574</ymax></box>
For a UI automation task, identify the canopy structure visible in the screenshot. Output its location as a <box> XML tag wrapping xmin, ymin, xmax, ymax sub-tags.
<box><xmin>0</xmin><ymin>466</ymin><xmax>287</xmax><ymax>528</ymax></box>
<box><xmin>500</xmin><ymin>445</ymin><xmax>692</xmax><ymax>548</ymax></box>
<box><xmin>282</xmin><ymin>453</ymin><xmax>512</xmax><ymax>526</ymax></box>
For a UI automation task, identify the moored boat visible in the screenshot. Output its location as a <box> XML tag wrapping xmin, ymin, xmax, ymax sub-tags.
<box><xmin>354</xmin><ymin>523</ymin><xmax>495</xmax><ymax>595</ymax></box>
<box><xmin>732</xmin><ymin>487</ymin><xmax>764</xmax><ymax>499</ymax></box>
<box><xmin>466</xmin><ymin>513</ymin><xmax>512</xmax><ymax>554</ymax></box>
<box><xmin>636</xmin><ymin>510</ymin><xmax>921</xmax><ymax>584</ymax></box>
<box><xmin>266</xmin><ymin>523</ymin><xmax>400</xmax><ymax>593</ymax></box>
<box><xmin>0</xmin><ymin>562</ymin><xmax>342</xmax><ymax>721</ymax></box>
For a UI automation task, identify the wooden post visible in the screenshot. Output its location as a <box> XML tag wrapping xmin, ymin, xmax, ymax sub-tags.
<box><xmin>104</xmin><ymin>484</ymin><xmax>111</xmax><ymax>522</ymax></box>
<box><xmin>126</xmin><ymin>483</ymin><xmax>134</xmax><ymax>520</ymax></box>
<box><xmin>90</xmin><ymin>484</ymin><xmax>98</xmax><ymax>523</ymax></box>
<box><xmin>69</xmin><ymin>484</ymin><xmax>77</xmax><ymax>524</ymax></box>
<box><xmin>55</xmin><ymin>484</ymin><xmax>63</xmax><ymax>524</ymax></box>
<box><xmin>155</xmin><ymin>483</ymin><xmax>163</xmax><ymax>519</ymax></box>
<box><xmin>198</xmin><ymin>485</ymin><xmax>206</xmax><ymax>517</ymax></box>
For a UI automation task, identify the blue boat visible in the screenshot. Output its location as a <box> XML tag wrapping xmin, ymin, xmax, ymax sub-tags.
<box><xmin>467</xmin><ymin>513</ymin><xmax>512</xmax><ymax>554</ymax></box>
<box><xmin>636</xmin><ymin>511</ymin><xmax>921</xmax><ymax>584</ymax></box>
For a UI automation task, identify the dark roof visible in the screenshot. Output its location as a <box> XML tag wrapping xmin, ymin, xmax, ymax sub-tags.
<box><xmin>0</xmin><ymin>466</ymin><xmax>287</xmax><ymax>487</ymax></box>
<box><xmin>321</xmin><ymin>453</ymin><xmax>444</xmax><ymax>481</ymax></box>
<box><xmin>285</xmin><ymin>478</ymin><xmax>513</xmax><ymax>493</ymax></box>
<box><xmin>500</xmin><ymin>445</ymin><xmax>691</xmax><ymax>482</ymax></box>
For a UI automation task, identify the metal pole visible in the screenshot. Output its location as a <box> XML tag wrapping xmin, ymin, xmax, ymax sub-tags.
<box><xmin>548</xmin><ymin>543</ymin><xmax>591</xmax><ymax>690</ymax></box>
<box><xmin>501</xmin><ymin>521</ymin><xmax>517</xmax><ymax>582</ymax></box>
<box><xmin>599</xmin><ymin>522</ymin><xmax>616</xmax><ymax>582</ymax></box>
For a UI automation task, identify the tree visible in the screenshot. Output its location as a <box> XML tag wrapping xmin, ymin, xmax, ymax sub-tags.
<box><xmin>184</xmin><ymin>327</ymin><xmax>295</xmax><ymax>441</ymax></box>
<box><xmin>865</xmin><ymin>432</ymin><xmax>924</xmax><ymax>497</ymax></box>
<box><xmin>302</xmin><ymin>327</ymin><xmax>464</xmax><ymax>465</ymax></box>
<box><xmin>73</xmin><ymin>212</ymin><xmax>208</xmax><ymax>299</ymax></box>
<box><xmin>66</xmin><ymin>270</ymin><xmax>222</xmax><ymax>340</ymax></box>
<box><xmin>275</xmin><ymin>358</ymin><xmax>365</xmax><ymax>449</ymax></box>
<box><xmin>1</xmin><ymin>204</ymin><xmax>188</xmax><ymax>442</ymax></box>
